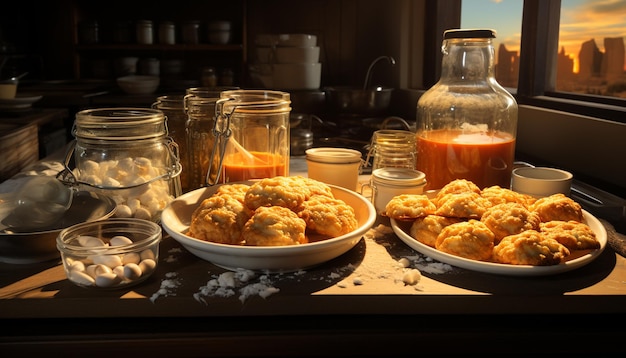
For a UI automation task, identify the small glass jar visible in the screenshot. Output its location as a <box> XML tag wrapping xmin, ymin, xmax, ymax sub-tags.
<box><xmin>416</xmin><ymin>29</ymin><xmax>518</xmax><ymax>190</ymax></box>
<box><xmin>182</xmin><ymin>20</ymin><xmax>201</xmax><ymax>44</ymax></box>
<box><xmin>184</xmin><ymin>90</ymin><xmax>220</xmax><ymax>189</ymax></box>
<box><xmin>201</xmin><ymin>67</ymin><xmax>218</xmax><ymax>88</ymax></box>
<box><xmin>61</xmin><ymin>108</ymin><xmax>181</xmax><ymax>222</ymax></box>
<box><xmin>365</xmin><ymin>129</ymin><xmax>416</xmax><ymax>172</ymax></box>
<box><xmin>153</xmin><ymin>96</ymin><xmax>189</xmax><ymax>192</ymax></box>
<box><xmin>208</xmin><ymin>90</ymin><xmax>291</xmax><ymax>184</ymax></box>
<box><xmin>158</xmin><ymin>21</ymin><xmax>176</xmax><ymax>45</ymax></box>
<box><xmin>136</xmin><ymin>20</ymin><xmax>154</xmax><ymax>45</ymax></box>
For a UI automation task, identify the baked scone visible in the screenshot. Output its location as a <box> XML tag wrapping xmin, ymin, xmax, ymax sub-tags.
<box><xmin>188</xmin><ymin>195</ymin><xmax>251</xmax><ymax>245</ymax></box>
<box><xmin>384</xmin><ymin>194</ymin><xmax>437</xmax><ymax>220</ymax></box>
<box><xmin>530</xmin><ymin>193</ymin><xmax>583</xmax><ymax>223</ymax></box>
<box><xmin>492</xmin><ymin>230</ymin><xmax>570</xmax><ymax>265</ymax></box>
<box><xmin>481</xmin><ymin>185</ymin><xmax>536</xmax><ymax>207</ymax></box>
<box><xmin>298</xmin><ymin>194</ymin><xmax>358</xmax><ymax>237</ymax></box>
<box><xmin>435</xmin><ymin>220</ymin><xmax>495</xmax><ymax>261</ymax></box>
<box><xmin>214</xmin><ymin>183</ymin><xmax>251</xmax><ymax>204</ymax></box>
<box><xmin>435</xmin><ymin>192</ymin><xmax>490</xmax><ymax>219</ymax></box>
<box><xmin>242</xmin><ymin>206</ymin><xmax>307</xmax><ymax>246</ymax></box>
<box><xmin>481</xmin><ymin>202</ymin><xmax>541</xmax><ymax>244</ymax></box>
<box><xmin>410</xmin><ymin>215</ymin><xmax>462</xmax><ymax>247</ymax></box>
<box><xmin>540</xmin><ymin>220</ymin><xmax>600</xmax><ymax>251</ymax></box>
<box><xmin>433</xmin><ymin>179</ymin><xmax>482</xmax><ymax>206</ymax></box>
<box><xmin>244</xmin><ymin>176</ymin><xmax>311</xmax><ymax>211</ymax></box>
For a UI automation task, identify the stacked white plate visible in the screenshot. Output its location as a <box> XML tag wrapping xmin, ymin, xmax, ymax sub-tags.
<box><xmin>250</xmin><ymin>33</ymin><xmax>322</xmax><ymax>90</ymax></box>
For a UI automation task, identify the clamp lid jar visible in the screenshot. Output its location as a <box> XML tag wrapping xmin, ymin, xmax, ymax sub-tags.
<box><xmin>62</xmin><ymin>108</ymin><xmax>182</xmax><ymax>222</ymax></box>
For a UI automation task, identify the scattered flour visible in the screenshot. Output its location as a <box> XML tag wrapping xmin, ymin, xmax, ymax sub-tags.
<box><xmin>152</xmin><ymin>224</ymin><xmax>455</xmax><ymax>304</ymax></box>
<box><xmin>332</xmin><ymin>224</ymin><xmax>455</xmax><ymax>290</ymax></box>
<box><xmin>193</xmin><ymin>268</ymin><xmax>280</xmax><ymax>304</ymax></box>
<box><xmin>149</xmin><ymin>272</ymin><xmax>181</xmax><ymax>303</ymax></box>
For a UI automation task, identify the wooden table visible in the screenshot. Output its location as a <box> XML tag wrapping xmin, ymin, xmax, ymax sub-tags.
<box><xmin>1</xmin><ymin>160</ymin><xmax>626</xmax><ymax>356</ymax></box>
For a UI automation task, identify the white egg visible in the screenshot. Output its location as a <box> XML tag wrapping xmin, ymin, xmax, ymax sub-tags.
<box><xmin>139</xmin><ymin>259</ymin><xmax>157</xmax><ymax>275</ymax></box>
<box><xmin>70</xmin><ymin>270</ymin><xmax>96</xmax><ymax>286</ymax></box>
<box><xmin>95</xmin><ymin>272</ymin><xmax>122</xmax><ymax>287</ymax></box>
<box><xmin>110</xmin><ymin>235</ymin><xmax>133</xmax><ymax>246</ymax></box>
<box><xmin>122</xmin><ymin>252</ymin><xmax>141</xmax><ymax>265</ymax></box>
<box><xmin>123</xmin><ymin>263</ymin><xmax>142</xmax><ymax>280</ymax></box>
<box><xmin>92</xmin><ymin>254</ymin><xmax>123</xmax><ymax>268</ymax></box>
<box><xmin>76</xmin><ymin>235</ymin><xmax>106</xmax><ymax>247</ymax></box>
<box><xmin>113</xmin><ymin>265</ymin><xmax>126</xmax><ymax>280</ymax></box>
<box><xmin>85</xmin><ymin>264</ymin><xmax>112</xmax><ymax>279</ymax></box>
<box><xmin>140</xmin><ymin>249</ymin><xmax>156</xmax><ymax>261</ymax></box>
<box><xmin>68</xmin><ymin>260</ymin><xmax>85</xmax><ymax>272</ymax></box>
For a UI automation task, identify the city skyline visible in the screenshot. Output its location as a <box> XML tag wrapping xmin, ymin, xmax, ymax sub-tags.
<box><xmin>462</xmin><ymin>0</ymin><xmax>626</xmax><ymax>73</ymax></box>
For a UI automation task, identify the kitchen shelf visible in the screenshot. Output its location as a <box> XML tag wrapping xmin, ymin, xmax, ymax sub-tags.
<box><xmin>75</xmin><ymin>44</ymin><xmax>244</xmax><ymax>52</ymax></box>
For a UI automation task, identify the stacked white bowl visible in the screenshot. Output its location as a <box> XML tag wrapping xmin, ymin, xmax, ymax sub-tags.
<box><xmin>250</xmin><ymin>33</ymin><xmax>321</xmax><ymax>90</ymax></box>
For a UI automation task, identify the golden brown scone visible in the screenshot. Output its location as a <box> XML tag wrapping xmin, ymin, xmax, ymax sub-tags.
<box><xmin>244</xmin><ymin>176</ymin><xmax>310</xmax><ymax>211</ymax></box>
<box><xmin>410</xmin><ymin>215</ymin><xmax>462</xmax><ymax>248</ymax></box>
<box><xmin>435</xmin><ymin>220</ymin><xmax>495</xmax><ymax>261</ymax></box>
<box><xmin>481</xmin><ymin>185</ymin><xmax>536</xmax><ymax>207</ymax></box>
<box><xmin>493</xmin><ymin>230</ymin><xmax>570</xmax><ymax>265</ymax></box>
<box><xmin>481</xmin><ymin>202</ymin><xmax>541</xmax><ymax>244</ymax></box>
<box><xmin>214</xmin><ymin>183</ymin><xmax>251</xmax><ymax>204</ymax></box>
<box><xmin>297</xmin><ymin>176</ymin><xmax>334</xmax><ymax>198</ymax></box>
<box><xmin>299</xmin><ymin>195</ymin><xmax>358</xmax><ymax>237</ymax></box>
<box><xmin>530</xmin><ymin>193</ymin><xmax>583</xmax><ymax>223</ymax></box>
<box><xmin>540</xmin><ymin>220</ymin><xmax>600</xmax><ymax>251</ymax></box>
<box><xmin>434</xmin><ymin>179</ymin><xmax>482</xmax><ymax>206</ymax></box>
<box><xmin>384</xmin><ymin>194</ymin><xmax>437</xmax><ymax>220</ymax></box>
<box><xmin>435</xmin><ymin>192</ymin><xmax>490</xmax><ymax>219</ymax></box>
<box><xmin>188</xmin><ymin>195</ymin><xmax>251</xmax><ymax>245</ymax></box>
<box><xmin>242</xmin><ymin>206</ymin><xmax>307</xmax><ymax>246</ymax></box>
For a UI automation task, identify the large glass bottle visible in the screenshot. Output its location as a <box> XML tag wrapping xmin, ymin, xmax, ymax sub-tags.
<box><xmin>416</xmin><ymin>29</ymin><xmax>518</xmax><ymax>190</ymax></box>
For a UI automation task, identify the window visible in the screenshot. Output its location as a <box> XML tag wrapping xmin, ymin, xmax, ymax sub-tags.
<box><xmin>427</xmin><ymin>0</ymin><xmax>626</xmax><ymax>123</ymax></box>
<box><xmin>461</xmin><ymin>0</ymin><xmax>523</xmax><ymax>89</ymax></box>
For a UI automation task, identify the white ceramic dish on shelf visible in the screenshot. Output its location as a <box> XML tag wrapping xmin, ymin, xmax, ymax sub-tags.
<box><xmin>117</xmin><ymin>75</ymin><xmax>160</xmax><ymax>95</ymax></box>
<box><xmin>391</xmin><ymin>209</ymin><xmax>607</xmax><ymax>276</ymax></box>
<box><xmin>161</xmin><ymin>181</ymin><xmax>376</xmax><ymax>272</ymax></box>
<box><xmin>272</xmin><ymin>62</ymin><xmax>322</xmax><ymax>90</ymax></box>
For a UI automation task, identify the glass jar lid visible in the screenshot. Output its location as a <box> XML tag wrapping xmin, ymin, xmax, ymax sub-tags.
<box><xmin>372</xmin><ymin>168</ymin><xmax>426</xmax><ymax>187</ymax></box>
<box><xmin>74</xmin><ymin>108</ymin><xmax>167</xmax><ymax>140</ymax></box>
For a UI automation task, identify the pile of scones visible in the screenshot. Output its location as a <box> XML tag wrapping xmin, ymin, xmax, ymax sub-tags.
<box><xmin>384</xmin><ymin>179</ymin><xmax>600</xmax><ymax>266</ymax></box>
<box><xmin>188</xmin><ymin>176</ymin><xmax>358</xmax><ymax>246</ymax></box>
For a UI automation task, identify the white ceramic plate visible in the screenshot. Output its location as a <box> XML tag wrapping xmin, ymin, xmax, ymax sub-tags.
<box><xmin>161</xmin><ymin>182</ymin><xmax>376</xmax><ymax>272</ymax></box>
<box><xmin>391</xmin><ymin>210</ymin><xmax>607</xmax><ymax>276</ymax></box>
<box><xmin>0</xmin><ymin>95</ymin><xmax>43</xmax><ymax>110</ymax></box>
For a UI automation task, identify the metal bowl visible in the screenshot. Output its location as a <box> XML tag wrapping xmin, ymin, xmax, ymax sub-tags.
<box><xmin>0</xmin><ymin>191</ymin><xmax>116</xmax><ymax>264</ymax></box>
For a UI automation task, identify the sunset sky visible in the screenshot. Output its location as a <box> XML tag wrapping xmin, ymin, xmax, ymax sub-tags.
<box><xmin>461</xmin><ymin>0</ymin><xmax>626</xmax><ymax>73</ymax></box>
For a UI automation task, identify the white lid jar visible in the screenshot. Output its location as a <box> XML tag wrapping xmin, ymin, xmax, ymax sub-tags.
<box><xmin>367</xmin><ymin>168</ymin><xmax>426</xmax><ymax>214</ymax></box>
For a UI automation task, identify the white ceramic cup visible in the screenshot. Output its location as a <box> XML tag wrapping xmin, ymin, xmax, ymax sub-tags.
<box><xmin>511</xmin><ymin>167</ymin><xmax>573</xmax><ymax>197</ymax></box>
<box><xmin>306</xmin><ymin>147</ymin><xmax>362</xmax><ymax>191</ymax></box>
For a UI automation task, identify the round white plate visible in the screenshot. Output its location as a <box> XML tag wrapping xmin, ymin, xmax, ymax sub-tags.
<box><xmin>391</xmin><ymin>210</ymin><xmax>607</xmax><ymax>276</ymax></box>
<box><xmin>161</xmin><ymin>182</ymin><xmax>376</xmax><ymax>273</ymax></box>
<box><xmin>0</xmin><ymin>95</ymin><xmax>43</xmax><ymax>110</ymax></box>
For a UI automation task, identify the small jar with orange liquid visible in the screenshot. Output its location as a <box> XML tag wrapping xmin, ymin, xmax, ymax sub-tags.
<box><xmin>207</xmin><ymin>90</ymin><xmax>291</xmax><ymax>184</ymax></box>
<box><xmin>416</xmin><ymin>29</ymin><xmax>518</xmax><ymax>190</ymax></box>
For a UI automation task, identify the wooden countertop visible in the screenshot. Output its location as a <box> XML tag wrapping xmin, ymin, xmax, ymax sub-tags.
<box><xmin>1</xmin><ymin>159</ymin><xmax>626</xmax><ymax>355</ymax></box>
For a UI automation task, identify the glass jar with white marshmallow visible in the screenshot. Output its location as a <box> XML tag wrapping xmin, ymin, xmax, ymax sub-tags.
<box><xmin>60</xmin><ymin>108</ymin><xmax>182</xmax><ymax>223</ymax></box>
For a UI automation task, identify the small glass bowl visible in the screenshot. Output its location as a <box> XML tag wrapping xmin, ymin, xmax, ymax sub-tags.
<box><xmin>57</xmin><ymin>218</ymin><xmax>161</xmax><ymax>289</ymax></box>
